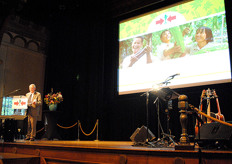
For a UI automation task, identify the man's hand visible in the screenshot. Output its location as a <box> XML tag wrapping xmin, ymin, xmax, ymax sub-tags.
<box><xmin>182</xmin><ymin>27</ymin><xmax>190</xmax><ymax>37</ymax></box>
<box><xmin>145</xmin><ymin>45</ymin><xmax>152</xmax><ymax>53</ymax></box>
<box><xmin>31</xmin><ymin>102</ymin><xmax>36</xmax><ymax>108</ymax></box>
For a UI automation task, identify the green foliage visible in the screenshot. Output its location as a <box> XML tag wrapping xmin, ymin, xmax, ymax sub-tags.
<box><xmin>119</xmin><ymin>0</ymin><xmax>225</xmax><ymax>40</ymax></box>
<box><xmin>169</xmin><ymin>27</ymin><xmax>185</xmax><ymax>50</ymax></box>
<box><xmin>119</xmin><ymin>0</ymin><xmax>228</xmax><ymax>63</ymax></box>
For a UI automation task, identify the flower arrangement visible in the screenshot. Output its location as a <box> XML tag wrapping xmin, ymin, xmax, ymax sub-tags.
<box><xmin>44</xmin><ymin>92</ymin><xmax>63</xmax><ymax>106</ymax></box>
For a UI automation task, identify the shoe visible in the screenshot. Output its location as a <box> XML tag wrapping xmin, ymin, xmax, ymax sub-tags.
<box><xmin>30</xmin><ymin>138</ymin><xmax>35</xmax><ymax>141</ymax></box>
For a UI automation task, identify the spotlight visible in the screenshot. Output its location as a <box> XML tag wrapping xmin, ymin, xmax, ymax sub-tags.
<box><xmin>152</xmin><ymin>84</ymin><xmax>161</xmax><ymax>91</ymax></box>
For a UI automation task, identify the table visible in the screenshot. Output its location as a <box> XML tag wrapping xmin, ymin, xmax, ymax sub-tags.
<box><xmin>42</xmin><ymin>111</ymin><xmax>61</xmax><ymax>140</ymax></box>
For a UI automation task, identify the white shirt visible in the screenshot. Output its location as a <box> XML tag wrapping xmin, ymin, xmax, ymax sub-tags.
<box><xmin>185</xmin><ymin>42</ymin><xmax>214</xmax><ymax>55</ymax></box>
<box><xmin>121</xmin><ymin>53</ymin><xmax>150</xmax><ymax>68</ymax></box>
<box><xmin>156</xmin><ymin>42</ymin><xmax>175</xmax><ymax>61</ymax></box>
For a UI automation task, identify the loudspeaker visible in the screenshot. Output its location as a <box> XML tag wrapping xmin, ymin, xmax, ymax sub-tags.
<box><xmin>195</xmin><ymin>121</ymin><xmax>232</xmax><ymax>149</ymax></box>
<box><xmin>130</xmin><ymin>125</ymin><xmax>155</xmax><ymax>143</ymax></box>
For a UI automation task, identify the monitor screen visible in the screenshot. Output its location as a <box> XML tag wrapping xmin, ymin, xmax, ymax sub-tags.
<box><xmin>118</xmin><ymin>0</ymin><xmax>231</xmax><ymax>95</ymax></box>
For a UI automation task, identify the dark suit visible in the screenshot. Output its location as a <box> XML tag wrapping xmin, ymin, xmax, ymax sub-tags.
<box><xmin>26</xmin><ymin>91</ymin><xmax>42</xmax><ymax>139</ymax></box>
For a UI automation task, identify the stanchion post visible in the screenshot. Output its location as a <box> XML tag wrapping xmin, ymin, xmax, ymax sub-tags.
<box><xmin>77</xmin><ymin>120</ymin><xmax>80</xmax><ymax>141</ymax></box>
<box><xmin>95</xmin><ymin>119</ymin><xmax>99</xmax><ymax>141</ymax></box>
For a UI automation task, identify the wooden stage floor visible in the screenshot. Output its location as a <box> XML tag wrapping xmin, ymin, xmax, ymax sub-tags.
<box><xmin>1</xmin><ymin>140</ymin><xmax>232</xmax><ymax>164</ymax></box>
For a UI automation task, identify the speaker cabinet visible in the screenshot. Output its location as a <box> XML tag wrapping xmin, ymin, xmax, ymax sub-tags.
<box><xmin>130</xmin><ymin>125</ymin><xmax>155</xmax><ymax>143</ymax></box>
<box><xmin>195</xmin><ymin>122</ymin><xmax>232</xmax><ymax>149</ymax></box>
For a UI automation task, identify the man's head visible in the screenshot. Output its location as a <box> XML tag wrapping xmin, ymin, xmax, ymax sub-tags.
<box><xmin>160</xmin><ymin>30</ymin><xmax>172</xmax><ymax>43</ymax></box>
<box><xmin>29</xmin><ymin>84</ymin><xmax>36</xmax><ymax>93</ymax></box>
<box><xmin>132</xmin><ymin>36</ymin><xmax>144</xmax><ymax>54</ymax></box>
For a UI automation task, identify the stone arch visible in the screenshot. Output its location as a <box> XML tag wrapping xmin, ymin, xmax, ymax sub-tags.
<box><xmin>2</xmin><ymin>32</ymin><xmax>13</xmax><ymax>43</ymax></box>
<box><xmin>27</xmin><ymin>40</ymin><xmax>40</xmax><ymax>51</ymax></box>
<box><xmin>13</xmin><ymin>35</ymin><xmax>26</xmax><ymax>47</ymax></box>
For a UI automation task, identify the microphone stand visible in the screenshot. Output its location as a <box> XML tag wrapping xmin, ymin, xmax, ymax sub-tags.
<box><xmin>153</xmin><ymin>96</ymin><xmax>168</xmax><ymax>147</ymax></box>
<box><xmin>0</xmin><ymin>89</ymin><xmax>21</xmax><ymax>100</ymax></box>
<box><xmin>140</xmin><ymin>90</ymin><xmax>154</xmax><ymax>147</ymax></box>
<box><xmin>155</xmin><ymin>97</ymin><xmax>161</xmax><ymax>140</ymax></box>
<box><xmin>161</xmin><ymin>133</ymin><xmax>177</xmax><ymax>146</ymax></box>
<box><xmin>139</xmin><ymin>74</ymin><xmax>180</xmax><ymax>147</ymax></box>
<box><xmin>151</xmin><ymin>74</ymin><xmax>180</xmax><ymax>147</ymax></box>
<box><xmin>146</xmin><ymin>91</ymin><xmax>149</xmax><ymax>143</ymax></box>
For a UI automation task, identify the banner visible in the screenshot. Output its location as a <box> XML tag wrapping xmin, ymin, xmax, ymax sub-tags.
<box><xmin>12</xmin><ymin>96</ymin><xmax>28</xmax><ymax>109</ymax></box>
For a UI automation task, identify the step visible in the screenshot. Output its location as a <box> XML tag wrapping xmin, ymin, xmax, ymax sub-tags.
<box><xmin>0</xmin><ymin>153</ymin><xmax>40</xmax><ymax>164</ymax></box>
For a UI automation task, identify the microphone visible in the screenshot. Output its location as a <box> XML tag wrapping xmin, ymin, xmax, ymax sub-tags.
<box><xmin>162</xmin><ymin>73</ymin><xmax>180</xmax><ymax>86</ymax></box>
<box><xmin>1</xmin><ymin>89</ymin><xmax>21</xmax><ymax>98</ymax></box>
<box><xmin>169</xmin><ymin>73</ymin><xmax>180</xmax><ymax>77</ymax></box>
<box><xmin>10</xmin><ymin>89</ymin><xmax>21</xmax><ymax>94</ymax></box>
<box><xmin>14</xmin><ymin>89</ymin><xmax>21</xmax><ymax>92</ymax></box>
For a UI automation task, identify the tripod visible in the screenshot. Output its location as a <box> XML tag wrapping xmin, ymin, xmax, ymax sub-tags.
<box><xmin>140</xmin><ymin>74</ymin><xmax>180</xmax><ymax>147</ymax></box>
<box><xmin>152</xmin><ymin>87</ymin><xmax>179</xmax><ymax>147</ymax></box>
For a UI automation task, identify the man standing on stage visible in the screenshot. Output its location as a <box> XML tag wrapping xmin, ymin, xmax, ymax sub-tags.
<box><xmin>25</xmin><ymin>84</ymin><xmax>42</xmax><ymax>141</ymax></box>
